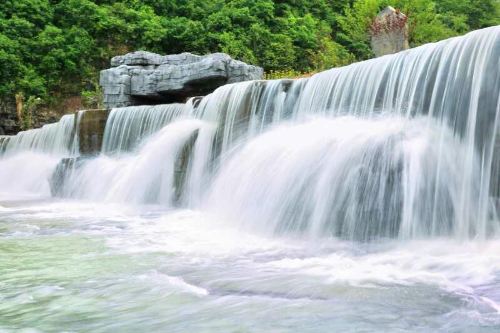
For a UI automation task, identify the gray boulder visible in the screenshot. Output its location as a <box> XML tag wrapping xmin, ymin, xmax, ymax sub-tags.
<box><xmin>370</xmin><ymin>6</ymin><xmax>409</xmax><ymax>57</ymax></box>
<box><xmin>100</xmin><ymin>52</ymin><xmax>263</xmax><ymax>109</ymax></box>
<box><xmin>110</xmin><ymin>51</ymin><xmax>163</xmax><ymax>67</ymax></box>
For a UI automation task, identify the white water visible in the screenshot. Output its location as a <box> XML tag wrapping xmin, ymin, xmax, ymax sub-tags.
<box><xmin>61</xmin><ymin>119</ymin><xmax>204</xmax><ymax>205</ymax></box>
<box><xmin>0</xmin><ymin>27</ymin><xmax>499</xmax><ymax>331</ymax></box>
<box><xmin>45</xmin><ymin>26</ymin><xmax>498</xmax><ymax>240</ymax></box>
<box><xmin>206</xmin><ymin>116</ymin><xmax>487</xmax><ymax>240</ymax></box>
<box><xmin>1</xmin><ymin>203</ymin><xmax>500</xmax><ymax>332</ymax></box>
<box><xmin>1</xmin><ymin>114</ymin><xmax>77</xmax><ymax>156</ymax></box>
<box><xmin>102</xmin><ymin>104</ymin><xmax>188</xmax><ymax>154</ymax></box>
<box><xmin>0</xmin><ymin>152</ymin><xmax>60</xmax><ymax>200</ymax></box>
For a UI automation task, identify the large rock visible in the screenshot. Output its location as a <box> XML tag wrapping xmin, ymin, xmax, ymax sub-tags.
<box><xmin>370</xmin><ymin>6</ymin><xmax>409</xmax><ymax>57</ymax></box>
<box><xmin>100</xmin><ymin>52</ymin><xmax>263</xmax><ymax>109</ymax></box>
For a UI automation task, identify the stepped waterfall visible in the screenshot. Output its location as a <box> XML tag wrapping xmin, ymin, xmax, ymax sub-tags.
<box><xmin>3</xmin><ymin>26</ymin><xmax>498</xmax><ymax>240</ymax></box>
<box><xmin>1</xmin><ymin>27</ymin><xmax>500</xmax><ymax>332</ymax></box>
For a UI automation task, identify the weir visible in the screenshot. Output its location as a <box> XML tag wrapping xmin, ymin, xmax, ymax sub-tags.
<box><xmin>102</xmin><ymin>104</ymin><xmax>188</xmax><ymax>154</ymax></box>
<box><xmin>1</xmin><ymin>114</ymin><xmax>77</xmax><ymax>156</ymax></box>
<box><xmin>0</xmin><ymin>26</ymin><xmax>498</xmax><ymax>240</ymax></box>
<box><xmin>0</xmin><ymin>136</ymin><xmax>10</xmax><ymax>154</ymax></box>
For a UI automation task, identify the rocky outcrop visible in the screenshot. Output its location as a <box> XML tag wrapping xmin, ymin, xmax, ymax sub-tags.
<box><xmin>0</xmin><ymin>100</ymin><xmax>19</xmax><ymax>135</ymax></box>
<box><xmin>77</xmin><ymin>109</ymin><xmax>109</xmax><ymax>155</ymax></box>
<box><xmin>370</xmin><ymin>7</ymin><xmax>409</xmax><ymax>57</ymax></box>
<box><xmin>100</xmin><ymin>52</ymin><xmax>263</xmax><ymax>109</ymax></box>
<box><xmin>0</xmin><ymin>97</ymin><xmax>67</xmax><ymax>136</ymax></box>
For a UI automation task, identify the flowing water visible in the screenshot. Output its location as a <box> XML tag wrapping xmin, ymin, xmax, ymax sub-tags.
<box><xmin>102</xmin><ymin>104</ymin><xmax>188</xmax><ymax>154</ymax></box>
<box><xmin>0</xmin><ymin>27</ymin><xmax>499</xmax><ymax>332</ymax></box>
<box><xmin>1</xmin><ymin>114</ymin><xmax>77</xmax><ymax>156</ymax></box>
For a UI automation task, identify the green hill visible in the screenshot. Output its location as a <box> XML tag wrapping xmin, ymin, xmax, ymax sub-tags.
<box><xmin>1</xmin><ymin>0</ymin><xmax>498</xmax><ymax>126</ymax></box>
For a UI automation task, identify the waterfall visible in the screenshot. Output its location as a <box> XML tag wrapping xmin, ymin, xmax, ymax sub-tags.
<box><xmin>58</xmin><ymin>119</ymin><xmax>204</xmax><ymax>204</ymax></box>
<box><xmin>1</xmin><ymin>114</ymin><xmax>77</xmax><ymax>156</ymax></box>
<box><xmin>0</xmin><ymin>114</ymin><xmax>80</xmax><ymax>199</ymax></box>
<box><xmin>102</xmin><ymin>104</ymin><xmax>188</xmax><ymax>154</ymax></box>
<box><xmin>192</xmin><ymin>26</ymin><xmax>499</xmax><ymax>240</ymax></box>
<box><xmin>1</xmin><ymin>26</ymin><xmax>499</xmax><ymax>240</ymax></box>
<box><xmin>206</xmin><ymin>116</ymin><xmax>487</xmax><ymax>240</ymax></box>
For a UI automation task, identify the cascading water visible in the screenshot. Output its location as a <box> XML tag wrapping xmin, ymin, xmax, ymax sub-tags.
<box><xmin>0</xmin><ymin>114</ymin><xmax>79</xmax><ymax>199</ymax></box>
<box><xmin>31</xmin><ymin>26</ymin><xmax>499</xmax><ymax>240</ymax></box>
<box><xmin>200</xmin><ymin>26</ymin><xmax>499</xmax><ymax>240</ymax></box>
<box><xmin>102</xmin><ymin>104</ymin><xmax>188</xmax><ymax>154</ymax></box>
<box><xmin>206</xmin><ymin>116</ymin><xmax>488</xmax><ymax>240</ymax></box>
<box><xmin>1</xmin><ymin>114</ymin><xmax>77</xmax><ymax>156</ymax></box>
<box><xmin>59</xmin><ymin>119</ymin><xmax>204</xmax><ymax>204</ymax></box>
<box><xmin>53</xmin><ymin>103</ymin><xmax>203</xmax><ymax>204</ymax></box>
<box><xmin>0</xmin><ymin>135</ymin><xmax>10</xmax><ymax>153</ymax></box>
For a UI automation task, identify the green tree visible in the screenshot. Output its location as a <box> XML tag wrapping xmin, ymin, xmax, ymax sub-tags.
<box><xmin>0</xmin><ymin>0</ymin><xmax>498</xmax><ymax>119</ymax></box>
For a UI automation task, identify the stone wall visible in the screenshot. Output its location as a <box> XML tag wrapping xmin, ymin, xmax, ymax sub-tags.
<box><xmin>77</xmin><ymin>109</ymin><xmax>109</xmax><ymax>155</ymax></box>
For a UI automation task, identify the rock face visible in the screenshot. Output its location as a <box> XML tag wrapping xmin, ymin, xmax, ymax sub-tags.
<box><xmin>0</xmin><ymin>97</ymin><xmax>63</xmax><ymax>136</ymax></box>
<box><xmin>100</xmin><ymin>51</ymin><xmax>264</xmax><ymax>109</ymax></box>
<box><xmin>77</xmin><ymin>109</ymin><xmax>109</xmax><ymax>155</ymax></box>
<box><xmin>370</xmin><ymin>6</ymin><xmax>409</xmax><ymax>57</ymax></box>
<box><xmin>0</xmin><ymin>100</ymin><xmax>19</xmax><ymax>135</ymax></box>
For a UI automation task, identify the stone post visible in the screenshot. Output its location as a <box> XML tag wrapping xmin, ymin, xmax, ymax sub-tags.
<box><xmin>370</xmin><ymin>6</ymin><xmax>409</xmax><ymax>57</ymax></box>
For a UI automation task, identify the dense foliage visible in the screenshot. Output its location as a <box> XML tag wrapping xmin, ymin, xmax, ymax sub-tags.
<box><xmin>1</xmin><ymin>0</ymin><xmax>498</xmax><ymax>107</ymax></box>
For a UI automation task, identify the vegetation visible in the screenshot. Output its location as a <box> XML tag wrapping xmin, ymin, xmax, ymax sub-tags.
<box><xmin>1</xmin><ymin>0</ymin><xmax>498</xmax><ymax>111</ymax></box>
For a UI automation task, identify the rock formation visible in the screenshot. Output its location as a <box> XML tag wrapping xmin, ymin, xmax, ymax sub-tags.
<box><xmin>100</xmin><ymin>51</ymin><xmax>263</xmax><ymax>109</ymax></box>
<box><xmin>0</xmin><ymin>100</ymin><xmax>19</xmax><ymax>135</ymax></box>
<box><xmin>370</xmin><ymin>6</ymin><xmax>409</xmax><ymax>57</ymax></box>
<box><xmin>76</xmin><ymin>109</ymin><xmax>109</xmax><ymax>155</ymax></box>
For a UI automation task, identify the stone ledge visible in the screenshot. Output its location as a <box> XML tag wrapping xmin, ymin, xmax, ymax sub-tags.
<box><xmin>100</xmin><ymin>52</ymin><xmax>263</xmax><ymax>109</ymax></box>
<box><xmin>76</xmin><ymin>109</ymin><xmax>109</xmax><ymax>155</ymax></box>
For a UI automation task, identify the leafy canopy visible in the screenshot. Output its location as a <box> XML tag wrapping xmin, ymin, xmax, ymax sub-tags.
<box><xmin>0</xmin><ymin>0</ymin><xmax>498</xmax><ymax>106</ymax></box>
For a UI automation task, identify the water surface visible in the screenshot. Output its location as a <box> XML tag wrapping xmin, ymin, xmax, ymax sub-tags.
<box><xmin>1</xmin><ymin>200</ymin><xmax>499</xmax><ymax>332</ymax></box>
